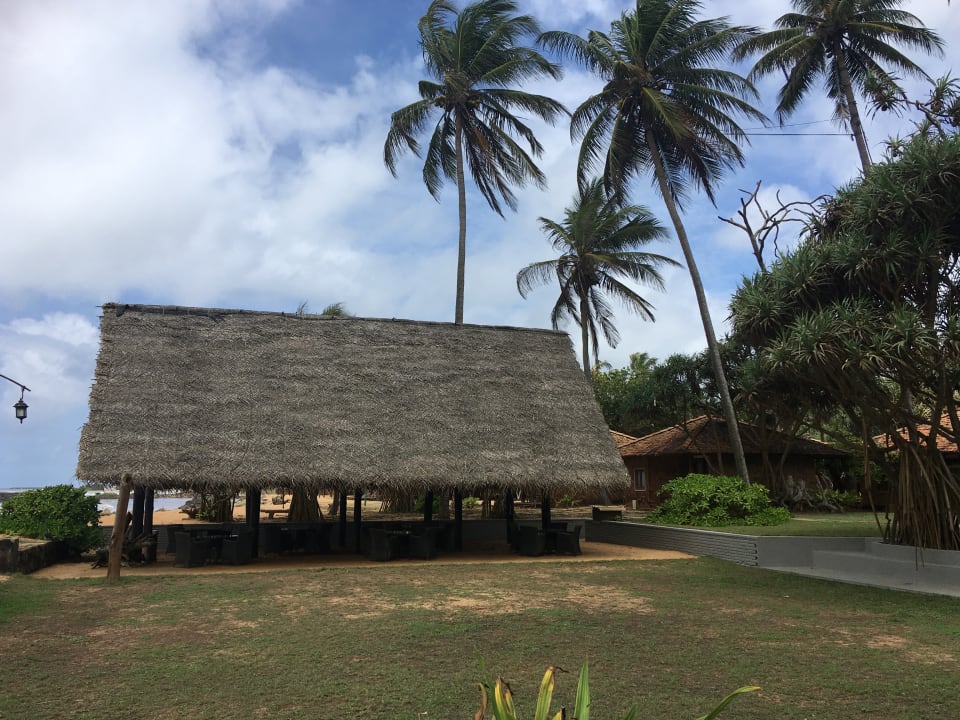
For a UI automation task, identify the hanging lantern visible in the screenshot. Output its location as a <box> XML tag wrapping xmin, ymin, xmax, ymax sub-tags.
<box><xmin>14</xmin><ymin>396</ymin><xmax>28</xmax><ymax>423</ymax></box>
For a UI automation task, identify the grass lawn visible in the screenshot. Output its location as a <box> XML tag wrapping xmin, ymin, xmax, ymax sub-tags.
<box><xmin>691</xmin><ymin>512</ymin><xmax>886</xmax><ymax>537</ymax></box>
<box><xmin>1</xmin><ymin>556</ymin><xmax>958</xmax><ymax>719</ymax></box>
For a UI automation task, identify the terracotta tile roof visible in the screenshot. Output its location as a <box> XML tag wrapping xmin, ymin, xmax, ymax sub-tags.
<box><xmin>618</xmin><ymin>415</ymin><xmax>846</xmax><ymax>458</ymax></box>
<box><xmin>874</xmin><ymin>412</ymin><xmax>959</xmax><ymax>454</ymax></box>
<box><xmin>609</xmin><ymin>430</ymin><xmax>639</xmax><ymax>449</ymax></box>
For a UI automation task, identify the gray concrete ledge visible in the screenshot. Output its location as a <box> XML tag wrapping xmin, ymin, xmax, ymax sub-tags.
<box><xmin>584</xmin><ymin>520</ymin><xmax>960</xmax><ymax>598</ymax></box>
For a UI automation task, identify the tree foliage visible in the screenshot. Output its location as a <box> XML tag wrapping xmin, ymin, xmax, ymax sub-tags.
<box><xmin>646</xmin><ymin>474</ymin><xmax>791</xmax><ymax>527</ymax></box>
<box><xmin>593</xmin><ymin>351</ymin><xmax>721</xmax><ymax>437</ymax></box>
<box><xmin>734</xmin><ymin>0</ymin><xmax>943</xmax><ymax>171</ymax></box>
<box><xmin>385</xmin><ymin>0</ymin><xmax>565</xmax><ymax>324</ymax></box>
<box><xmin>731</xmin><ymin>132</ymin><xmax>960</xmax><ymax>550</ymax></box>
<box><xmin>0</xmin><ymin>485</ymin><xmax>102</xmax><ymax>556</ymax></box>
<box><xmin>540</xmin><ymin>0</ymin><xmax>767</xmax><ymax>482</ymax></box>
<box><xmin>516</xmin><ymin>178</ymin><xmax>677</xmax><ymax>377</ymax></box>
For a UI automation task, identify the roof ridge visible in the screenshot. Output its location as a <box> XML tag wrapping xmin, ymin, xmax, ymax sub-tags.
<box><xmin>101</xmin><ymin>303</ymin><xmax>567</xmax><ymax>337</ymax></box>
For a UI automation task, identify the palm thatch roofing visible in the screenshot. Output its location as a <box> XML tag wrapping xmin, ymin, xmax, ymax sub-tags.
<box><xmin>618</xmin><ymin>415</ymin><xmax>846</xmax><ymax>458</ymax></box>
<box><xmin>76</xmin><ymin>304</ymin><xmax>629</xmax><ymax>495</ymax></box>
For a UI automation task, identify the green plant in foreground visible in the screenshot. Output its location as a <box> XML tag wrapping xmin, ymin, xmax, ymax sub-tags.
<box><xmin>0</xmin><ymin>485</ymin><xmax>101</xmax><ymax>555</ymax></box>
<box><xmin>647</xmin><ymin>474</ymin><xmax>791</xmax><ymax>527</ymax></box>
<box><xmin>475</xmin><ymin>662</ymin><xmax>759</xmax><ymax>720</ymax></box>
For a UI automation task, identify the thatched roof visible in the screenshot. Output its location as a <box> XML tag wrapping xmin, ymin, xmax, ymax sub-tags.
<box><xmin>618</xmin><ymin>415</ymin><xmax>846</xmax><ymax>458</ymax></box>
<box><xmin>76</xmin><ymin>304</ymin><xmax>629</xmax><ymax>495</ymax></box>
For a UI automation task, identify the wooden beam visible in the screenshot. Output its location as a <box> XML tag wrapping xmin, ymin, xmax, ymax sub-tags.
<box><xmin>338</xmin><ymin>492</ymin><xmax>348</xmax><ymax>547</ymax></box>
<box><xmin>540</xmin><ymin>493</ymin><xmax>552</xmax><ymax>530</ymax></box>
<box><xmin>107</xmin><ymin>477</ymin><xmax>133</xmax><ymax>581</ymax></box>
<box><xmin>245</xmin><ymin>488</ymin><xmax>261</xmax><ymax>558</ymax></box>
<box><xmin>143</xmin><ymin>489</ymin><xmax>154</xmax><ymax>535</ymax></box>
<box><xmin>454</xmin><ymin>489</ymin><xmax>463</xmax><ymax>551</ymax></box>
<box><xmin>131</xmin><ymin>486</ymin><xmax>145</xmax><ymax>537</ymax></box>
<box><xmin>352</xmin><ymin>489</ymin><xmax>362</xmax><ymax>553</ymax></box>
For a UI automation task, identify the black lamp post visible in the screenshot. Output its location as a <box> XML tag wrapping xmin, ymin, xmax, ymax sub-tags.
<box><xmin>0</xmin><ymin>374</ymin><xmax>30</xmax><ymax>423</ymax></box>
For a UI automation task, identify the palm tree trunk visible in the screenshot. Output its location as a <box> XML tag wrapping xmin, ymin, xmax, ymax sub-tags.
<box><xmin>646</xmin><ymin>134</ymin><xmax>750</xmax><ymax>483</ymax></box>
<box><xmin>835</xmin><ymin>38</ymin><xmax>872</xmax><ymax>172</ymax></box>
<box><xmin>579</xmin><ymin>293</ymin><xmax>592</xmax><ymax>380</ymax></box>
<box><xmin>454</xmin><ymin>114</ymin><xmax>467</xmax><ymax>325</ymax></box>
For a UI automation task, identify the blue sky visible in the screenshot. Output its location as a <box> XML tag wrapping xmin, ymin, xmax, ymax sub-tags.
<box><xmin>1</xmin><ymin>0</ymin><xmax>957</xmax><ymax>488</ymax></box>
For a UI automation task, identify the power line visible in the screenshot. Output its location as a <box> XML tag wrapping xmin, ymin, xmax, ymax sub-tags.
<box><xmin>744</xmin><ymin>131</ymin><xmax>851</xmax><ymax>136</ymax></box>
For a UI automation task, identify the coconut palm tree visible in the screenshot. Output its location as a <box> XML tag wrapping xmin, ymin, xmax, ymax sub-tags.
<box><xmin>733</xmin><ymin>0</ymin><xmax>943</xmax><ymax>172</ymax></box>
<box><xmin>517</xmin><ymin>178</ymin><xmax>678</xmax><ymax>380</ymax></box>
<box><xmin>539</xmin><ymin>0</ymin><xmax>767</xmax><ymax>482</ymax></box>
<box><xmin>384</xmin><ymin>0</ymin><xmax>566</xmax><ymax>325</ymax></box>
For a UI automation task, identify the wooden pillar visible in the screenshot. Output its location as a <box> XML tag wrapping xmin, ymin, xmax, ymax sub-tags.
<box><xmin>540</xmin><ymin>493</ymin><xmax>552</xmax><ymax>530</ymax></box>
<box><xmin>107</xmin><ymin>477</ymin><xmax>133</xmax><ymax>581</ymax></box>
<box><xmin>423</xmin><ymin>490</ymin><xmax>434</xmax><ymax>523</ymax></box>
<box><xmin>504</xmin><ymin>490</ymin><xmax>515</xmax><ymax>544</ymax></box>
<box><xmin>453</xmin><ymin>489</ymin><xmax>463</xmax><ymax>551</ymax></box>
<box><xmin>245</xmin><ymin>488</ymin><xmax>261</xmax><ymax>558</ymax></box>
<box><xmin>143</xmin><ymin>489</ymin><xmax>154</xmax><ymax>535</ymax></box>
<box><xmin>338</xmin><ymin>492</ymin><xmax>348</xmax><ymax>547</ymax></box>
<box><xmin>131</xmin><ymin>486</ymin><xmax>145</xmax><ymax>538</ymax></box>
<box><xmin>352</xmin><ymin>488</ymin><xmax>362</xmax><ymax>554</ymax></box>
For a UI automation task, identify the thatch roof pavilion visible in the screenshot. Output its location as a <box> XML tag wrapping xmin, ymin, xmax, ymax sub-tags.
<box><xmin>76</xmin><ymin>303</ymin><xmax>628</xmax><ymax>498</ymax></box>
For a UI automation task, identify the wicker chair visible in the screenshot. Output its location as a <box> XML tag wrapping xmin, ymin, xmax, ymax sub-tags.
<box><xmin>220</xmin><ymin>530</ymin><xmax>254</xmax><ymax>565</ymax></box>
<box><xmin>408</xmin><ymin>527</ymin><xmax>439</xmax><ymax>560</ymax></box>
<box><xmin>554</xmin><ymin>525</ymin><xmax>582</xmax><ymax>555</ymax></box>
<box><xmin>367</xmin><ymin>528</ymin><xmax>399</xmax><ymax>562</ymax></box>
<box><xmin>516</xmin><ymin>524</ymin><xmax>548</xmax><ymax>556</ymax></box>
<box><xmin>174</xmin><ymin>532</ymin><xmax>209</xmax><ymax>567</ymax></box>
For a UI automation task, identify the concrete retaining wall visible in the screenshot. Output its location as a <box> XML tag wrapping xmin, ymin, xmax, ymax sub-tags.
<box><xmin>585</xmin><ymin>520</ymin><xmax>760</xmax><ymax>565</ymax></box>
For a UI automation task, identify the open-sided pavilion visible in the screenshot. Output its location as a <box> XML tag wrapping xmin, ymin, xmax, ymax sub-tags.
<box><xmin>76</xmin><ymin>304</ymin><xmax>629</xmax><ymax>574</ymax></box>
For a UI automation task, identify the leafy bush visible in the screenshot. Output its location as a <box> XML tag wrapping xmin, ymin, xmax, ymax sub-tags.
<box><xmin>556</xmin><ymin>495</ymin><xmax>579</xmax><ymax>508</ymax></box>
<box><xmin>0</xmin><ymin>485</ymin><xmax>102</xmax><ymax>555</ymax></box>
<box><xmin>414</xmin><ymin>494</ymin><xmax>441</xmax><ymax>514</ymax></box>
<box><xmin>813</xmin><ymin>488</ymin><xmax>862</xmax><ymax>511</ymax></box>
<box><xmin>647</xmin><ymin>474</ymin><xmax>791</xmax><ymax>527</ymax></box>
<box><xmin>463</xmin><ymin>496</ymin><xmax>480</xmax><ymax>509</ymax></box>
<box><xmin>476</xmin><ymin>661</ymin><xmax>759</xmax><ymax>719</ymax></box>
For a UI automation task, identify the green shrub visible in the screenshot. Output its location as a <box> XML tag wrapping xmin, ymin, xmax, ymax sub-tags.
<box><xmin>0</xmin><ymin>485</ymin><xmax>102</xmax><ymax>555</ymax></box>
<box><xmin>463</xmin><ymin>496</ymin><xmax>480</xmax><ymax>509</ymax></box>
<box><xmin>813</xmin><ymin>488</ymin><xmax>862</xmax><ymax>511</ymax></box>
<box><xmin>646</xmin><ymin>474</ymin><xmax>791</xmax><ymax>527</ymax></box>
<box><xmin>414</xmin><ymin>494</ymin><xmax>441</xmax><ymax>514</ymax></box>
<box><xmin>556</xmin><ymin>495</ymin><xmax>578</xmax><ymax>508</ymax></box>
<box><xmin>476</xmin><ymin>661</ymin><xmax>759</xmax><ymax>719</ymax></box>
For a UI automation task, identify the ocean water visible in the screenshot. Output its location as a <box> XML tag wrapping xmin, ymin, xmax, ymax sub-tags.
<box><xmin>0</xmin><ymin>489</ymin><xmax>189</xmax><ymax>514</ymax></box>
<box><xmin>97</xmin><ymin>497</ymin><xmax>188</xmax><ymax>514</ymax></box>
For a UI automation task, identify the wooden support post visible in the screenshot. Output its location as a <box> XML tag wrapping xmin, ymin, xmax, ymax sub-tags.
<box><xmin>338</xmin><ymin>492</ymin><xmax>348</xmax><ymax>547</ymax></box>
<box><xmin>540</xmin><ymin>493</ymin><xmax>552</xmax><ymax>530</ymax></box>
<box><xmin>504</xmin><ymin>489</ymin><xmax>515</xmax><ymax>544</ymax></box>
<box><xmin>143</xmin><ymin>489</ymin><xmax>154</xmax><ymax>535</ymax></box>
<box><xmin>423</xmin><ymin>490</ymin><xmax>434</xmax><ymax>523</ymax></box>
<box><xmin>107</xmin><ymin>477</ymin><xmax>133</xmax><ymax>581</ymax></box>
<box><xmin>246</xmin><ymin>488</ymin><xmax>261</xmax><ymax>558</ymax></box>
<box><xmin>131</xmin><ymin>486</ymin><xmax>145</xmax><ymax>538</ymax></box>
<box><xmin>453</xmin><ymin>489</ymin><xmax>463</xmax><ymax>551</ymax></box>
<box><xmin>352</xmin><ymin>489</ymin><xmax>362</xmax><ymax>554</ymax></box>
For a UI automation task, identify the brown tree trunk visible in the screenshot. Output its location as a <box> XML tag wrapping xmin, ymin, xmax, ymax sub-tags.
<box><xmin>835</xmin><ymin>38</ymin><xmax>872</xmax><ymax>173</ymax></box>
<box><xmin>646</xmin><ymin>134</ymin><xmax>750</xmax><ymax>483</ymax></box>
<box><xmin>455</xmin><ymin>114</ymin><xmax>467</xmax><ymax>325</ymax></box>
<box><xmin>580</xmin><ymin>293</ymin><xmax>592</xmax><ymax>380</ymax></box>
<box><xmin>107</xmin><ymin>477</ymin><xmax>133</xmax><ymax>581</ymax></box>
<box><xmin>288</xmin><ymin>485</ymin><xmax>322</xmax><ymax>523</ymax></box>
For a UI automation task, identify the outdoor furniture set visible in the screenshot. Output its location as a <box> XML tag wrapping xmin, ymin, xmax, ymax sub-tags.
<box><xmin>510</xmin><ymin>521</ymin><xmax>582</xmax><ymax>557</ymax></box>
<box><xmin>365</xmin><ymin>522</ymin><xmax>452</xmax><ymax>561</ymax></box>
<box><xmin>174</xmin><ymin>527</ymin><xmax>255</xmax><ymax>567</ymax></box>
